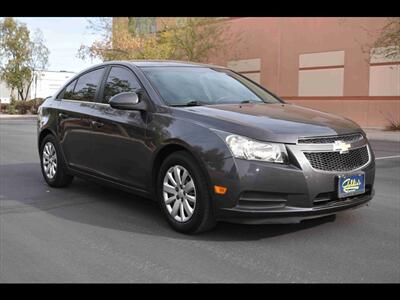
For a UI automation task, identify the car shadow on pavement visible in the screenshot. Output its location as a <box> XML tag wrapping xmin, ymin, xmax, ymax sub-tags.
<box><xmin>1</xmin><ymin>163</ymin><xmax>338</xmax><ymax>242</ymax></box>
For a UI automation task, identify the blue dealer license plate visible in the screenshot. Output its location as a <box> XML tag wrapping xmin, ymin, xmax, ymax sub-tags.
<box><xmin>338</xmin><ymin>173</ymin><xmax>365</xmax><ymax>198</ymax></box>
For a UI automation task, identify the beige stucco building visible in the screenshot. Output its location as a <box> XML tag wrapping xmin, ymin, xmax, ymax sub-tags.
<box><xmin>114</xmin><ymin>17</ymin><xmax>400</xmax><ymax>128</ymax></box>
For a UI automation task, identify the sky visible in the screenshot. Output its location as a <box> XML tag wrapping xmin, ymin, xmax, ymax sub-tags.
<box><xmin>15</xmin><ymin>17</ymin><xmax>103</xmax><ymax>73</ymax></box>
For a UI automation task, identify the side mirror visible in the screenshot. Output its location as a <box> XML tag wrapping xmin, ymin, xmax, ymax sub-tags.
<box><xmin>109</xmin><ymin>92</ymin><xmax>147</xmax><ymax>111</ymax></box>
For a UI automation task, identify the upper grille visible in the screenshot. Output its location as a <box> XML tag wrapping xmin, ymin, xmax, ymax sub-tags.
<box><xmin>298</xmin><ymin>133</ymin><xmax>364</xmax><ymax>144</ymax></box>
<box><xmin>304</xmin><ymin>146</ymin><xmax>370</xmax><ymax>172</ymax></box>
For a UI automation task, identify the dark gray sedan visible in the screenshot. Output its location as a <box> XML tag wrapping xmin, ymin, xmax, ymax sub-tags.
<box><xmin>37</xmin><ymin>60</ymin><xmax>375</xmax><ymax>233</ymax></box>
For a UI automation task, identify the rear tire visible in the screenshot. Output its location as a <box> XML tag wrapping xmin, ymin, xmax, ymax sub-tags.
<box><xmin>40</xmin><ymin>134</ymin><xmax>73</xmax><ymax>188</ymax></box>
<box><xmin>157</xmin><ymin>151</ymin><xmax>216</xmax><ymax>234</ymax></box>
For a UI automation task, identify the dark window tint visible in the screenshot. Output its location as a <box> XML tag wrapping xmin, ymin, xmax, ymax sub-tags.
<box><xmin>103</xmin><ymin>67</ymin><xmax>141</xmax><ymax>103</ymax></box>
<box><xmin>142</xmin><ymin>67</ymin><xmax>280</xmax><ymax>106</ymax></box>
<box><xmin>62</xmin><ymin>80</ymin><xmax>77</xmax><ymax>99</ymax></box>
<box><xmin>71</xmin><ymin>68</ymin><xmax>105</xmax><ymax>102</ymax></box>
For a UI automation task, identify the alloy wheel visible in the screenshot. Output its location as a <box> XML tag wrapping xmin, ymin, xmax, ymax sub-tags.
<box><xmin>163</xmin><ymin>165</ymin><xmax>196</xmax><ymax>222</ymax></box>
<box><xmin>42</xmin><ymin>142</ymin><xmax>57</xmax><ymax>179</ymax></box>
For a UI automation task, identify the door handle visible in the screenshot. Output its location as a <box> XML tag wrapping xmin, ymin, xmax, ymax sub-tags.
<box><xmin>58</xmin><ymin>112</ymin><xmax>69</xmax><ymax>119</ymax></box>
<box><xmin>91</xmin><ymin>120</ymin><xmax>104</xmax><ymax>128</ymax></box>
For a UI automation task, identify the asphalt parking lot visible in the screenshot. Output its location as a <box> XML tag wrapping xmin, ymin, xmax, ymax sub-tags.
<box><xmin>0</xmin><ymin>118</ymin><xmax>399</xmax><ymax>283</ymax></box>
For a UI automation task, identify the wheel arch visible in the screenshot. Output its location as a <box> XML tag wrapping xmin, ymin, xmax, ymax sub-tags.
<box><xmin>38</xmin><ymin>128</ymin><xmax>56</xmax><ymax>150</ymax></box>
<box><xmin>151</xmin><ymin>141</ymin><xmax>213</xmax><ymax>200</ymax></box>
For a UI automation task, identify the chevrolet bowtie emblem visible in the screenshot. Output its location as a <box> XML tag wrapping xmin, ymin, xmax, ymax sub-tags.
<box><xmin>333</xmin><ymin>140</ymin><xmax>351</xmax><ymax>154</ymax></box>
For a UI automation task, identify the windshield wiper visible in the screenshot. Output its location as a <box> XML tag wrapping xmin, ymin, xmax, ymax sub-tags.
<box><xmin>171</xmin><ymin>100</ymin><xmax>204</xmax><ymax>107</ymax></box>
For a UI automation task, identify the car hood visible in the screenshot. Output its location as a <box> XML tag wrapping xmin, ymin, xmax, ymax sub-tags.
<box><xmin>173</xmin><ymin>103</ymin><xmax>362</xmax><ymax>144</ymax></box>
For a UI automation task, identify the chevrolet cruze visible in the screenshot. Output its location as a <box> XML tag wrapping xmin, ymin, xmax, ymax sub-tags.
<box><xmin>37</xmin><ymin>60</ymin><xmax>375</xmax><ymax>233</ymax></box>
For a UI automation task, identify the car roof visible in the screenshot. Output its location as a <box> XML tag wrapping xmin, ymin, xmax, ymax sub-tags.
<box><xmin>102</xmin><ymin>60</ymin><xmax>227</xmax><ymax>69</ymax></box>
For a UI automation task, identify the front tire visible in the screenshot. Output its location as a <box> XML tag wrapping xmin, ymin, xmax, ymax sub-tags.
<box><xmin>157</xmin><ymin>151</ymin><xmax>216</xmax><ymax>234</ymax></box>
<box><xmin>40</xmin><ymin>134</ymin><xmax>73</xmax><ymax>187</ymax></box>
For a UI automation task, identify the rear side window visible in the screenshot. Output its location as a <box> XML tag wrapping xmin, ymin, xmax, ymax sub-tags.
<box><xmin>103</xmin><ymin>67</ymin><xmax>141</xmax><ymax>103</ymax></box>
<box><xmin>69</xmin><ymin>68</ymin><xmax>105</xmax><ymax>102</ymax></box>
<box><xmin>62</xmin><ymin>80</ymin><xmax>77</xmax><ymax>99</ymax></box>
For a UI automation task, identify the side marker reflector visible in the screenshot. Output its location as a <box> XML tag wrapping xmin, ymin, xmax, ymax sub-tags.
<box><xmin>214</xmin><ymin>185</ymin><xmax>227</xmax><ymax>195</ymax></box>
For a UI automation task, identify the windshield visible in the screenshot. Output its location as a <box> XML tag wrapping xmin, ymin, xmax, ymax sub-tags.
<box><xmin>141</xmin><ymin>66</ymin><xmax>282</xmax><ymax>106</ymax></box>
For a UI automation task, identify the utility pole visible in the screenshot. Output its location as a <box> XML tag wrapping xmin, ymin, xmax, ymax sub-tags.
<box><xmin>34</xmin><ymin>71</ymin><xmax>38</xmax><ymax>99</ymax></box>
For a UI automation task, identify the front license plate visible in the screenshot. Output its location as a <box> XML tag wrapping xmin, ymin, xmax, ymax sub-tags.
<box><xmin>338</xmin><ymin>173</ymin><xmax>365</xmax><ymax>198</ymax></box>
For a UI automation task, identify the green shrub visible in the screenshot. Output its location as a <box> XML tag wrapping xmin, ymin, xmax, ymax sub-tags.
<box><xmin>5</xmin><ymin>103</ymin><xmax>17</xmax><ymax>114</ymax></box>
<box><xmin>0</xmin><ymin>98</ymin><xmax>44</xmax><ymax>114</ymax></box>
<box><xmin>15</xmin><ymin>101</ymin><xmax>31</xmax><ymax>114</ymax></box>
<box><xmin>0</xmin><ymin>103</ymin><xmax>8</xmax><ymax>113</ymax></box>
<box><xmin>387</xmin><ymin>120</ymin><xmax>400</xmax><ymax>131</ymax></box>
<box><xmin>29</xmin><ymin>98</ymin><xmax>45</xmax><ymax>113</ymax></box>
<box><xmin>382</xmin><ymin>111</ymin><xmax>400</xmax><ymax>131</ymax></box>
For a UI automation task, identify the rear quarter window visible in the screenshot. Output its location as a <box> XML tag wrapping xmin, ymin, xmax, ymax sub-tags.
<box><xmin>61</xmin><ymin>80</ymin><xmax>77</xmax><ymax>99</ymax></box>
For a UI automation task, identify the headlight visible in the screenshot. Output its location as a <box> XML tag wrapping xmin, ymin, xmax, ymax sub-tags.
<box><xmin>225</xmin><ymin>134</ymin><xmax>287</xmax><ymax>163</ymax></box>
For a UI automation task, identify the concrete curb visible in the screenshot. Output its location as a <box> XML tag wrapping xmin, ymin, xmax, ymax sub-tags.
<box><xmin>364</xmin><ymin>129</ymin><xmax>400</xmax><ymax>143</ymax></box>
<box><xmin>0</xmin><ymin>114</ymin><xmax>37</xmax><ymax>119</ymax></box>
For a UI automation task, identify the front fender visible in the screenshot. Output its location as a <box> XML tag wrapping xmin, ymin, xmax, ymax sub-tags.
<box><xmin>147</xmin><ymin>113</ymin><xmax>240</xmax><ymax>199</ymax></box>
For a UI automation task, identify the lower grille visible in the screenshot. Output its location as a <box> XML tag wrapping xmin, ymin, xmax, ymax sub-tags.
<box><xmin>304</xmin><ymin>146</ymin><xmax>370</xmax><ymax>172</ymax></box>
<box><xmin>313</xmin><ymin>184</ymin><xmax>372</xmax><ymax>206</ymax></box>
<box><xmin>237</xmin><ymin>191</ymin><xmax>287</xmax><ymax>210</ymax></box>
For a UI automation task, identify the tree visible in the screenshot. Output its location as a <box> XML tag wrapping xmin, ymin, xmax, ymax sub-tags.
<box><xmin>77</xmin><ymin>17</ymin><xmax>234</xmax><ymax>63</ymax></box>
<box><xmin>371</xmin><ymin>17</ymin><xmax>400</xmax><ymax>60</ymax></box>
<box><xmin>0</xmin><ymin>17</ymin><xmax>49</xmax><ymax>101</ymax></box>
<box><xmin>166</xmin><ymin>17</ymin><xmax>229</xmax><ymax>62</ymax></box>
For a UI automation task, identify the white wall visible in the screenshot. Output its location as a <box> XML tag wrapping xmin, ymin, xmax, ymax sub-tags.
<box><xmin>0</xmin><ymin>70</ymin><xmax>76</xmax><ymax>103</ymax></box>
<box><xmin>0</xmin><ymin>81</ymin><xmax>13</xmax><ymax>104</ymax></box>
<box><xmin>31</xmin><ymin>71</ymin><xmax>76</xmax><ymax>99</ymax></box>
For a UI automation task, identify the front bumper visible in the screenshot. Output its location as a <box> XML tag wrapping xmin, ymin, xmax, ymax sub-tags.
<box><xmin>217</xmin><ymin>190</ymin><xmax>374</xmax><ymax>224</ymax></box>
<box><xmin>208</xmin><ymin>140</ymin><xmax>376</xmax><ymax>224</ymax></box>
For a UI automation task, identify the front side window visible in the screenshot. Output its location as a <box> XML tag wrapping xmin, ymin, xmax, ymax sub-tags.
<box><xmin>103</xmin><ymin>67</ymin><xmax>141</xmax><ymax>103</ymax></box>
<box><xmin>141</xmin><ymin>67</ymin><xmax>281</xmax><ymax>106</ymax></box>
<box><xmin>70</xmin><ymin>68</ymin><xmax>105</xmax><ymax>102</ymax></box>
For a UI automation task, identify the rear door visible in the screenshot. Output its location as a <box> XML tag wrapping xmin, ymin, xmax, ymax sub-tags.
<box><xmin>89</xmin><ymin>65</ymin><xmax>151</xmax><ymax>190</ymax></box>
<box><xmin>57</xmin><ymin>67</ymin><xmax>106</xmax><ymax>172</ymax></box>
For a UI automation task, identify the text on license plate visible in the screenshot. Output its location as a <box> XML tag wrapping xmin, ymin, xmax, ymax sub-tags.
<box><xmin>338</xmin><ymin>173</ymin><xmax>365</xmax><ymax>198</ymax></box>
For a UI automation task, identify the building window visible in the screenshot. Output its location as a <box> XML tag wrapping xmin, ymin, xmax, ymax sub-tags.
<box><xmin>369</xmin><ymin>47</ymin><xmax>400</xmax><ymax>96</ymax></box>
<box><xmin>298</xmin><ymin>50</ymin><xmax>345</xmax><ymax>96</ymax></box>
<box><xmin>227</xmin><ymin>58</ymin><xmax>261</xmax><ymax>84</ymax></box>
<box><xmin>128</xmin><ymin>17</ymin><xmax>157</xmax><ymax>35</ymax></box>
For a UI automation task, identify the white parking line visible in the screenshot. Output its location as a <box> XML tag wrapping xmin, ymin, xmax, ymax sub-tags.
<box><xmin>375</xmin><ymin>155</ymin><xmax>400</xmax><ymax>160</ymax></box>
